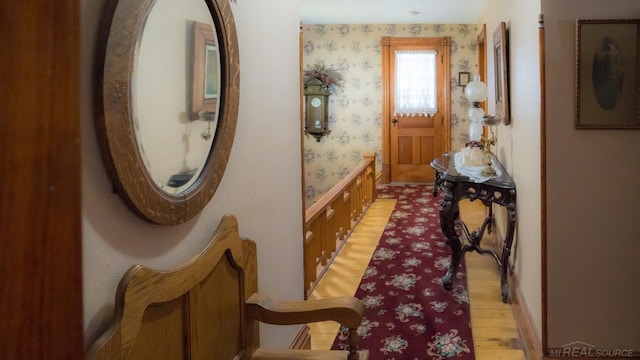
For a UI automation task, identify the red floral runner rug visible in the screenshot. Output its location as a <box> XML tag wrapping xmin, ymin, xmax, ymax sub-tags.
<box><xmin>332</xmin><ymin>184</ymin><xmax>475</xmax><ymax>360</ymax></box>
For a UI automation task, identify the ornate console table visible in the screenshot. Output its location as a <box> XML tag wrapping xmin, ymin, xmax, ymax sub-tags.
<box><xmin>431</xmin><ymin>152</ymin><xmax>516</xmax><ymax>303</ymax></box>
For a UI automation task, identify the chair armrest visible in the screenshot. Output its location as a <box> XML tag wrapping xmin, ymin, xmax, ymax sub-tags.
<box><xmin>245</xmin><ymin>293</ymin><xmax>364</xmax><ymax>328</ymax></box>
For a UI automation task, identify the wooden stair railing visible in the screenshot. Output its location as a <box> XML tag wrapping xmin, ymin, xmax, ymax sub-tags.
<box><xmin>304</xmin><ymin>153</ymin><xmax>376</xmax><ymax>296</ymax></box>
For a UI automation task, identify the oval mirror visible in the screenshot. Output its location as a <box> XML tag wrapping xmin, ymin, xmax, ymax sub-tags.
<box><xmin>97</xmin><ymin>0</ymin><xmax>239</xmax><ymax>225</ymax></box>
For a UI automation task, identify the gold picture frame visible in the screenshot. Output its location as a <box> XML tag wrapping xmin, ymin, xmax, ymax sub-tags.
<box><xmin>493</xmin><ymin>22</ymin><xmax>510</xmax><ymax>125</ymax></box>
<box><xmin>575</xmin><ymin>19</ymin><xmax>640</xmax><ymax>129</ymax></box>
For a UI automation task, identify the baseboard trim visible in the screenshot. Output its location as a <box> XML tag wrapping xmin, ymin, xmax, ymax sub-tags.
<box><xmin>511</xmin><ymin>272</ymin><xmax>544</xmax><ymax>360</ymax></box>
<box><xmin>489</xmin><ymin>214</ymin><xmax>543</xmax><ymax>360</ymax></box>
<box><xmin>290</xmin><ymin>324</ymin><xmax>311</xmax><ymax>350</ymax></box>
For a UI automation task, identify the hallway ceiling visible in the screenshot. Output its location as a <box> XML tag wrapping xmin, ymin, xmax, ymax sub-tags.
<box><xmin>300</xmin><ymin>0</ymin><xmax>488</xmax><ymax>25</ymax></box>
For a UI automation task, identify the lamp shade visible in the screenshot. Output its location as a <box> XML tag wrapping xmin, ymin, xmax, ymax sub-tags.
<box><xmin>464</xmin><ymin>75</ymin><xmax>488</xmax><ymax>103</ymax></box>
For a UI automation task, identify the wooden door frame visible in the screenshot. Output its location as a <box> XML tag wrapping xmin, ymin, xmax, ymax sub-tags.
<box><xmin>0</xmin><ymin>1</ymin><xmax>83</xmax><ymax>358</ymax></box>
<box><xmin>380</xmin><ymin>36</ymin><xmax>451</xmax><ymax>184</ymax></box>
<box><xmin>478</xmin><ymin>24</ymin><xmax>488</xmax><ymax>113</ymax></box>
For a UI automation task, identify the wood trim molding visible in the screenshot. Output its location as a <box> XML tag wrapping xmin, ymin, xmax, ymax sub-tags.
<box><xmin>0</xmin><ymin>0</ymin><xmax>83</xmax><ymax>358</ymax></box>
<box><xmin>539</xmin><ymin>12</ymin><xmax>550</xmax><ymax>355</ymax></box>
<box><xmin>477</xmin><ymin>24</ymin><xmax>488</xmax><ymax>141</ymax></box>
<box><xmin>380</xmin><ymin>37</ymin><xmax>391</xmax><ymax>183</ymax></box>
<box><xmin>442</xmin><ymin>37</ymin><xmax>452</xmax><ymax>153</ymax></box>
<box><xmin>477</xmin><ymin>24</ymin><xmax>488</xmax><ymax>87</ymax></box>
<box><xmin>487</xmin><ymin>213</ymin><xmax>543</xmax><ymax>358</ymax></box>
<box><xmin>512</xmin><ymin>272</ymin><xmax>544</xmax><ymax>360</ymax></box>
<box><xmin>290</xmin><ymin>325</ymin><xmax>312</xmax><ymax>350</ymax></box>
<box><xmin>300</xmin><ymin>25</ymin><xmax>309</xmax><ymax>295</ymax></box>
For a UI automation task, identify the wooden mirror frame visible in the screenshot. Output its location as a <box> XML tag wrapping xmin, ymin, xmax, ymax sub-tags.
<box><xmin>96</xmin><ymin>0</ymin><xmax>239</xmax><ymax>225</ymax></box>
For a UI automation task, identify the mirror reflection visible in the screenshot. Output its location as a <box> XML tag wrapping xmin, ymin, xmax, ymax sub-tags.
<box><xmin>135</xmin><ymin>0</ymin><xmax>221</xmax><ymax>194</ymax></box>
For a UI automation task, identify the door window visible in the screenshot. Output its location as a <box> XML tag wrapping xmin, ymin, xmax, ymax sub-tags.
<box><xmin>394</xmin><ymin>50</ymin><xmax>437</xmax><ymax>117</ymax></box>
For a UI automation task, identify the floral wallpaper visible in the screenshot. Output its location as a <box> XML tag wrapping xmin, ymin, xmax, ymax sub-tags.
<box><xmin>302</xmin><ymin>24</ymin><xmax>479</xmax><ymax>208</ymax></box>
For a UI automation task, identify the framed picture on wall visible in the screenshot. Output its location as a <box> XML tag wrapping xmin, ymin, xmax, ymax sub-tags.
<box><xmin>575</xmin><ymin>19</ymin><xmax>640</xmax><ymax>129</ymax></box>
<box><xmin>191</xmin><ymin>21</ymin><xmax>219</xmax><ymax>120</ymax></box>
<box><xmin>493</xmin><ymin>22</ymin><xmax>510</xmax><ymax>125</ymax></box>
<box><xmin>458</xmin><ymin>71</ymin><xmax>471</xmax><ymax>87</ymax></box>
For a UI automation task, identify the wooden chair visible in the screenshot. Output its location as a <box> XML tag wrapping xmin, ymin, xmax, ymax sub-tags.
<box><xmin>87</xmin><ymin>215</ymin><xmax>369</xmax><ymax>360</ymax></box>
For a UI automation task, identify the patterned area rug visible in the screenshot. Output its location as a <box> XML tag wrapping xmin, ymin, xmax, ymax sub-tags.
<box><xmin>332</xmin><ymin>184</ymin><xmax>475</xmax><ymax>360</ymax></box>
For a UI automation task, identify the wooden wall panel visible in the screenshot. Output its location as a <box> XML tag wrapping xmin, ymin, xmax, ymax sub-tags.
<box><xmin>420</xmin><ymin>137</ymin><xmax>435</xmax><ymax>165</ymax></box>
<box><xmin>132</xmin><ymin>299</ymin><xmax>187</xmax><ymax>359</ymax></box>
<box><xmin>398</xmin><ymin>137</ymin><xmax>413</xmax><ymax>165</ymax></box>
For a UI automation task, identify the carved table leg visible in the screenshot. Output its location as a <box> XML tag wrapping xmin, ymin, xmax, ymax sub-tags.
<box><xmin>500</xmin><ymin>194</ymin><xmax>517</xmax><ymax>303</ymax></box>
<box><xmin>487</xmin><ymin>203</ymin><xmax>494</xmax><ymax>234</ymax></box>
<box><xmin>439</xmin><ymin>181</ymin><xmax>461</xmax><ymax>290</ymax></box>
<box><xmin>433</xmin><ymin>170</ymin><xmax>442</xmax><ymax>198</ymax></box>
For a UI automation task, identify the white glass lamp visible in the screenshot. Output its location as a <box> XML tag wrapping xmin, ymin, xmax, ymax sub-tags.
<box><xmin>464</xmin><ymin>75</ymin><xmax>488</xmax><ymax>142</ymax></box>
<box><xmin>464</xmin><ymin>75</ymin><xmax>498</xmax><ymax>177</ymax></box>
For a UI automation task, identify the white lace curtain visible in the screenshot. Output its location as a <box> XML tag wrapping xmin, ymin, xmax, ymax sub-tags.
<box><xmin>394</xmin><ymin>50</ymin><xmax>437</xmax><ymax>117</ymax></box>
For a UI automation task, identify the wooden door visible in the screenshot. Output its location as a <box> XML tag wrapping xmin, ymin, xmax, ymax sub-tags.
<box><xmin>381</xmin><ymin>37</ymin><xmax>451</xmax><ymax>183</ymax></box>
<box><xmin>0</xmin><ymin>1</ymin><xmax>83</xmax><ymax>359</ymax></box>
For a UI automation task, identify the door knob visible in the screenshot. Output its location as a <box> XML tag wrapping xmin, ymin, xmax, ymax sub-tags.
<box><xmin>392</xmin><ymin>118</ymin><xmax>398</xmax><ymax>126</ymax></box>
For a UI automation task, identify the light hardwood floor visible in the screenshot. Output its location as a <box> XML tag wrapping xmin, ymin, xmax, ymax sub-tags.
<box><xmin>308</xmin><ymin>197</ymin><xmax>526</xmax><ymax>359</ymax></box>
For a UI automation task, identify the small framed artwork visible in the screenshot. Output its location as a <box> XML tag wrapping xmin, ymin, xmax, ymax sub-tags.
<box><xmin>575</xmin><ymin>19</ymin><xmax>640</xmax><ymax>129</ymax></box>
<box><xmin>493</xmin><ymin>22</ymin><xmax>510</xmax><ymax>125</ymax></box>
<box><xmin>191</xmin><ymin>22</ymin><xmax>220</xmax><ymax>119</ymax></box>
<box><xmin>458</xmin><ymin>71</ymin><xmax>471</xmax><ymax>87</ymax></box>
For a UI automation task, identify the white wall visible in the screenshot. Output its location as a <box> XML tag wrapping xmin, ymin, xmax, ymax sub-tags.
<box><xmin>543</xmin><ymin>0</ymin><xmax>640</xmax><ymax>350</ymax></box>
<box><xmin>81</xmin><ymin>0</ymin><xmax>303</xmax><ymax>348</ymax></box>
<box><xmin>479</xmin><ymin>0</ymin><xmax>543</xmax><ymax>338</ymax></box>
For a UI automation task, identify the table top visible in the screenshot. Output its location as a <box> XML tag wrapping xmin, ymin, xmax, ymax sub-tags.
<box><xmin>430</xmin><ymin>151</ymin><xmax>516</xmax><ymax>189</ymax></box>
